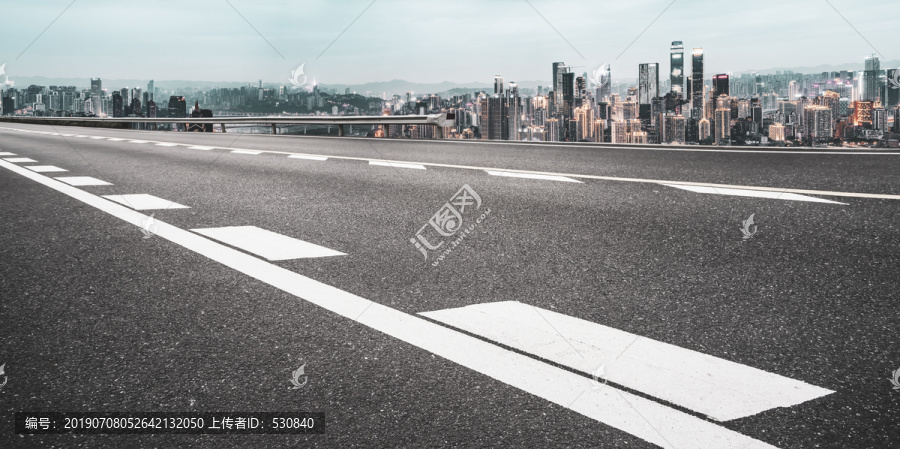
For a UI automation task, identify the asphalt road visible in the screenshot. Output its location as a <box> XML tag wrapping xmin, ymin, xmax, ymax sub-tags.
<box><xmin>1</xmin><ymin>123</ymin><xmax>899</xmax><ymax>448</ymax></box>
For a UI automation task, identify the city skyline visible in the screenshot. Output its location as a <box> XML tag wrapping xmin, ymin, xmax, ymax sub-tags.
<box><xmin>0</xmin><ymin>0</ymin><xmax>896</xmax><ymax>85</ymax></box>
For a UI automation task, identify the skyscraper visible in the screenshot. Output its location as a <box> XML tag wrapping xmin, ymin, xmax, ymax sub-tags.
<box><xmin>691</xmin><ymin>48</ymin><xmax>704</xmax><ymax>118</ymax></box>
<box><xmin>90</xmin><ymin>78</ymin><xmax>102</xmax><ymax>116</ymax></box>
<box><xmin>553</xmin><ymin>62</ymin><xmax>567</xmax><ymax>113</ymax></box>
<box><xmin>885</xmin><ymin>68</ymin><xmax>899</xmax><ymax>109</ymax></box>
<box><xmin>863</xmin><ymin>55</ymin><xmax>881</xmax><ymax>102</ymax></box>
<box><xmin>638</xmin><ymin>63</ymin><xmax>659</xmax><ymax>105</ymax></box>
<box><xmin>713</xmin><ymin>74</ymin><xmax>729</xmax><ymax>98</ymax></box>
<box><xmin>562</xmin><ymin>71</ymin><xmax>575</xmax><ymax>120</ymax></box>
<box><xmin>494</xmin><ymin>75</ymin><xmax>504</xmax><ymax>96</ymax></box>
<box><xmin>670</xmin><ymin>41</ymin><xmax>684</xmax><ymax>94</ymax></box>
<box><xmin>788</xmin><ymin>80</ymin><xmax>799</xmax><ymax>101</ymax></box>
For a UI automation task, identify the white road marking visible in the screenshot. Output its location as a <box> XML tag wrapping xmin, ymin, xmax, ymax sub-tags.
<box><xmin>288</xmin><ymin>154</ymin><xmax>328</xmax><ymax>161</ymax></box>
<box><xmin>420</xmin><ymin>301</ymin><xmax>834</xmax><ymax>422</ymax></box>
<box><xmin>0</xmin><ymin>152</ymin><xmax>17</xmax><ymax>156</ymax></box>
<box><xmin>0</xmin><ymin>157</ymin><xmax>785</xmax><ymax>449</ymax></box>
<box><xmin>107</xmin><ymin>138</ymin><xmax>125</xmax><ymax>141</ymax></box>
<box><xmin>129</xmin><ymin>140</ymin><xmax>149</xmax><ymax>144</ymax></box>
<box><xmin>90</xmin><ymin>136</ymin><xmax>106</xmax><ymax>139</ymax></box>
<box><xmin>662</xmin><ymin>184</ymin><xmax>847</xmax><ymax>205</ymax></box>
<box><xmin>231</xmin><ymin>150</ymin><xmax>261</xmax><ymax>155</ymax></box>
<box><xmin>26</xmin><ymin>165</ymin><xmax>68</xmax><ymax>173</ymax></box>
<box><xmin>188</xmin><ymin>146</ymin><xmax>215</xmax><ymax>150</ymax></box>
<box><xmin>369</xmin><ymin>160</ymin><xmax>426</xmax><ymax>170</ymax></box>
<box><xmin>486</xmin><ymin>170</ymin><xmax>583</xmax><ymax>183</ymax></box>
<box><xmin>155</xmin><ymin>143</ymin><xmax>178</xmax><ymax>147</ymax></box>
<box><xmin>6</xmin><ymin>126</ymin><xmax>894</xmax><ymax>200</ymax></box>
<box><xmin>191</xmin><ymin>226</ymin><xmax>345</xmax><ymax>261</ymax></box>
<box><xmin>102</xmin><ymin>194</ymin><xmax>189</xmax><ymax>210</ymax></box>
<box><xmin>4</xmin><ymin>158</ymin><xmax>38</xmax><ymax>163</ymax></box>
<box><xmin>74</xmin><ymin>135</ymin><xmax>89</xmax><ymax>138</ymax></box>
<box><xmin>54</xmin><ymin>176</ymin><xmax>112</xmax><ymax>186</ymax></box>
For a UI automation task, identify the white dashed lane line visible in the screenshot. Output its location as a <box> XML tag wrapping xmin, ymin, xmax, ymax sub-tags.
<box><xmin>129</xmin><ymin>140</ymin><xmax>149</xmax><ymax>144</ymax></box>
<box><xmin>155</xmin><ymin>143</ymin><xmax>179</xmax><ymax>147</ymax></box>
<box><xmin>0</xmin><ymin>152</ymin><xmax>17</xmax><ymax>156</ymax></box>
<box><xmin>191</xmin><ymin>225</ymin><xmax>345</xmax><ymax>261</ymax></box>
<box><xmin>369</xmin><ymin>161</ymin><xmax>426</xmax><ymax>170</ymax></box>
<box><xmin>55</xmin><ymin>176</ymin><xmax>113</xmax><ymax>186</ymax></box>
<box><xmin>3</xmin><ymin>157</ymin><xmax>38</xmax><ymax>163</ymax></box>
<box><xmin>26</xmin><ymin>166</ymin><xmax>68</xmax><ymax>173</ymax></box>
<box><xmin>421</xmin><ymin>301</ymin><xmax>834</xmax><ymax>422</ymax></box>
<box><xmin>486</xmin><ymin>170</ymin><xmax>582</xmax><ymax>183</ymax></box>
<box><xmin>102</xmin><ymin>194</ymin><xmax>190</xmax><ymax>210</ymax></box>
<box><xmin>288</xmin><ymin>154</ymin><xmax>328</xmax><ymax>161</ymax></box>
<box><xmin>231</xmin><ymin>150</ymin><xmax>261</xmax><ymax>155</ymax></box>
<box><xmin>662</xmin><ymin>184</ymin><xmax>847</xmax><ymax>205</ymax></box>
<box><xmin>187</xmin><ymin>146</ymin><xmax>215</xmax><ymax>150</ymax></box>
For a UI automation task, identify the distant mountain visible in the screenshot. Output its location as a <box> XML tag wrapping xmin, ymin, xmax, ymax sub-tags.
<box><xmin>738</xmin><ymin>60</ymin><xmax>900</xmax><ymax>75</ymax></box>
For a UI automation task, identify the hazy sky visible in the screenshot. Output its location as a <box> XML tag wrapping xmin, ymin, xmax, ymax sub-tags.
<box><xmin>0</xmin><ymin>0</ymin><xmax>895</xmax><ymax>85</ymax></box>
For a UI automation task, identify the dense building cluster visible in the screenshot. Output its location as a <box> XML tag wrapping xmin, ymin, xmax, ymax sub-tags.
<box><xmin>2</xmin><ymin>44</ymin><xmax>898</xmax><ymax>146</ymax></box>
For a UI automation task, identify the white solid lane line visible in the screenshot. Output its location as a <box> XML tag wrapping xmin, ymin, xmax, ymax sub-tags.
<box><xmin>55</xmin><ymin>176</ymin><xmax>112</xmax><ymax>186</ymax></box>
<box><xmin>288</xmin><ymin>154</ymin><xmax>328</xmax><ymax>161</ymax></box>
<box><xmin>26</xmin><ymin>166</ymin><xmax>68</xmax><ymax>173</ymax></box>
<box><xmin>0</xmin><ymin>157</ymin><xmax>781</xmax><ymax>449</ymax></box>
<box><xmin>369</xmin><ymin>161</ymin><xmax>426</xmax><ymax>170</ymax></box>
<box><xmin>662</xmin><ymin>184</ymin><xmax>847</xmax><ymax>205</ymax></box>
<box><xmin>420</xmin><ymin>301</ymin><xmax>834</xmax><ymax>422</ymax></box>
<box><xmin>191</xmin><ymin>226</ymin><xmax>345</xmax><ymax>261</ymax></box>
<box><xmin>231</xmin><ymin>150</ymin><xmax>261</xmax><ymax>155</ymax></box>
<box><xmin>102</xmin><ymin>194</ymin><xmax>189</xmax><ymax>210</ymax></box>
<box><xmin>4</xmin><ymin>158</ymin><xmax>38</xmax><ymax>163</ymax></box>
<box><xmin>486</xmin><ymin>170</ymin><xmax>583</xmax><ymax>183</ymax></box>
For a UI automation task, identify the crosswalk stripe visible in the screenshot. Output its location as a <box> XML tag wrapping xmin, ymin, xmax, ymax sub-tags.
<box><xmin>102</xmin><ymin>194</ymin><xmax>189</xmax><ymax>210</ymax></box>
<box><xmin>0</xmin><ymin>157</ymin><xmax>783</xmax><ymax>449</ymax></box>
<box><xmin>420</xmin><ymin>301</ymin><xmax>834</xmax><ymax>422</ymax></box>
<box><xmin>191</xmin><ymin>226</ymin><xmax>345</xmax><ymax>261</ymax></box>
<box><xmin>369</xmin><ymin>161</ymin><xmax>426</xmax><ymax>170</ymax></box>
<box><xmin>486</xmin><ymin>170</ymin><xmax>582</xmax><ymax>183</ymax></box>
<box><xmin>661</xmin><ymin>184</ymin><xmax>847</xmax><ymax>204</ymax></box>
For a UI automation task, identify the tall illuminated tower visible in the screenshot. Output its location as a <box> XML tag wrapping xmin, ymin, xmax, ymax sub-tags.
<box><xmin>670</xmin><ymin>41</ymin><xmax>684</xmax><ymax>94</ymax></box>
<box><xmin>691</xmin><ymin>48</ymin><xmax>704</xmax><ymax>118</ymax></box>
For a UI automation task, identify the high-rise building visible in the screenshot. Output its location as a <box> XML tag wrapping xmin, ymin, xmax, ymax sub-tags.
<box><xmin>851</xmin><ymin>100</ymin><xmax>874</xmax><ymax>125</ymax></box>
<box><xmin>562</xmin><ymin>71</ymin><xmax>575</xmax><ymax>122</ymax></box>
<box><xmin>715</xmin><ymin>107</ymin><xmax>730</xmax><ymax>145</ymax></box>
<box><xmin>886</xmin><ymin>68</ymin><xmax>899</xmax><ymax>109</ymax></box>
<box><xmin>788</xmin><ymin>80</ymin><xmax>799</xmax><ymax>101</ymax></box>
<box><xmin>670</xmin><ymin>41</ymin><xmax>684</xmax><ymax>94</ymax></box>
<box><xmin>769</xmin><ymin>123</ymin><xmax>785</xmax><ymax>141</ymax></box>
<box><xmin>90</xmin><ymin>78</ymin><xmax>102</xmax><ymax>116</ymax></box>
<box><xmin>638</xmin><ymin>63</ymin><xmax>659</xmax><ymax>105</ymax></box>
<box><xmin>168</xmin><ymin>96</ymin><xmax>187</xmax><ymax>118</ymax></box>
<box><xmin>553</xmin><ymin>62</ymin><xmax>567</xmax><ymax>113</ymax></box>
<box><xmin>805</xmin><ymin>105</ymin><xmax>833</xmax><ymax>143</ymax></box>
<box><xmin>147</xmin><ymin>80</ymin><xmax>154</xmax><ymax>101</ymax></box>
<box><xmin>863</xmin><ymin>55</ymin><xmax>881</xmax><ymax>102</ymax></box>
<box><xmin>713</xmin><ymin>74</ymin><xmax>729</xmax><ymax>98</ymax></box>
<box><xmin>698</xmin><ymin>117</ymin><xmax>710</xmax><ymax>141</ymax></box>
<box><xmin>872</xmin><ymin>107</ymin><xmax>887</xmax><ymax>132</ymax></box>
<box><xmin>494</xmin><ymin>75</ymin><xmax>504</xmax><ymax>96</ymax></box>
<box><xmin>691</xmin><ymin>49</ymin><xmax>704</xmax><ymax>119</ymax></box>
